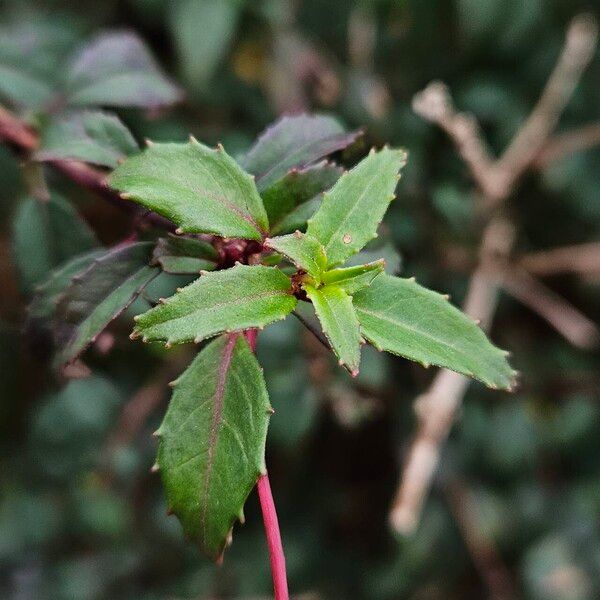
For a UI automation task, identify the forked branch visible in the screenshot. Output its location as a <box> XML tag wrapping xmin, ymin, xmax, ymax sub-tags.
<box><xmin>390</xmin><ymin>13</ymin><xmax>599</xmax><ymax>534</ymax></box>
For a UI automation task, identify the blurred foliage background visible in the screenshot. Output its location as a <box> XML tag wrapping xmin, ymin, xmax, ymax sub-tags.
<box><xmin>0</xmin><ymin>0</ymin><xmax>599</xmax><ymax>598</ymax></box>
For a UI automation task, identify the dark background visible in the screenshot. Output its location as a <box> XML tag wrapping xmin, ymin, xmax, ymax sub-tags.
<box><xmin>0</xmin><ymin>0</ymin><xmax>599</xmax><ymax>598</ymax></box>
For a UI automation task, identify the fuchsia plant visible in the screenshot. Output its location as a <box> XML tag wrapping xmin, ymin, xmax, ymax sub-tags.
<box><xmin>28</xmin><ymin>113</ymin><xmax>515</xmax><ymax>599</ymax></box>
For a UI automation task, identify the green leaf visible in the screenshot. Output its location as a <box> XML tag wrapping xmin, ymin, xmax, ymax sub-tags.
<box><xmin>321</xmin><ymin>260</ymin><xmax>385</xmax><ymax>294</ymax></box>
<box><xmin>156</xmin><ymin>333</ymin><xmax>271</xmax><ymax>561</ymax></box>
<box><xmin>12</xmin><ymin>195</ymin><xmax>99</xmax><ymax>293</ymax></box>
<box><xmin>29</xmin><ymin>250</ymin><xmax>105</xmax><ymax>320</ymax></box>
<box><xmin>353</xmin><ymin>274</ymin><xmax>517</xmax><ymax>389</ymax></box>
<box><xmin>64</xmin><ymin>31</ymin><xmax>183</xmax><ymax>108</ymax></box>
<box><xmin>35</xmin><ymin>111</ymin><xmax>139</xmax><ymax>168</ymax></box>
<box><xmin>152</xmin><ymin>235</ymin><xmax>219</xmax><ymax>275</ymax></box>
<box><xmin>242</xmin><ymin>114</ymin><xmax>361</xmax><ymax>191</ymax></box>
<box><xmin>307</xmin><ymin>147</ymin><xmax>407</xmax><ymax>267</ymax></box>
<box><xmin>55</xmin><ymin>242</ymin><xmax>159</xmax><ymax>365</ymax></box>
<box><xmin>264</xmin><ymin>232</ymin><xmax>327</xmax><ymax>279</ymax></box>
<box><xmin>261</xmin><ymin>161</ymin><xmax>342</xmax><ymax>229</ymax></box>
<box><xmin>271</xmin><ymin>196</ymin><xmax>321</xmax><ymax>236</ymax></box>
<box><xmin>0</xmin><ymin>17</ymin><xmax>80</xmax><ymax>108</ymax></box>
<box><xmin>169</xmin><ymin>0</ymin><xmax>242</xmax><ymax>92</ymax></box>
<box><xmin>133</xmin><ymin>264</ymin><xmax>296</xmax><ymax>345</ymax></box>
<box><xmin>110</xmin><ymin>140</ymin><xmax>268</xmax><ymax>240</ymax></box>
<box><xmin>303</xmin><ymin>284</ymin><xmax>361</xmax><ymax>376</ymax></box>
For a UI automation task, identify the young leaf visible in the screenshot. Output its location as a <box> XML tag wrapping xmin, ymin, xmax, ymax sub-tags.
<box><xmin>261</xmin><ymin>161</ymin><xmax>342</xmax><ymax>228</ymax></box>
<box><xmin>271</xmin><ymin>196</ymin><xmax>321</xmax><ymax>236</ymax></box>
<box><xmin>110</xmin><ymin>140</ymin><xmax>268</xmax><ymax>240</ymax></box>
<box><xmin>353</xmin><ymin>274</ymin><xmax>517</xmax><ymax>389</ymax></box>
<box><xmin>307</xmin><ymin>147</ymin><xmax>407</xmax><ymax>267</ymax></box>
<box><xmin>12</xmin><ymin>195</ymin><xmax>98</xmax><ymax>293</ymax></box>
<box><xmin>303</xmin><ymin>284</ymin><xmax>361</xmax><ymax>375</ymax></box>
<box><xmin>55</xmin><ymin>242</ymin><xmax>159</xmax><ymax>365</ymax></box>
<box><xmin>264</xmin><ymin>232</ymin><xmax>327</xmax><ymax>280</ymax></box>
<box><xmin>29</xmin><ymin>249</ymin><xmax>105</xmax><ymax>320</ymax></box>
<box><xmin>64</xmin><ymin>31</ymin><xmax>183</xmax><ymax>108</ymax></box>
<box><xmin>35</xmin><ymin>110</ymin><xmax>139</xmax><ymax>168</ymax></box>
<box><xmin>156</xmin><ymin>333</ymin><xmax>271</xmax><ymax>561</ymax></box>
<box><xmin>153</xmin><ymin>235</ymin><xmax>219</xmax><ymax>275</ymax></box>
<box><xmin>242</xmin><ymin>114</ymin><xmax>361</xmax><ymax>191</ymax></box>
<box><xmin>133</xmin><ymin>264</ymin><xmax>296</xmax><ymax>345</ymax></box>
<box><xmin>321</xmin><ymin>260</ymin><xmax>385</xmax><ymax>294</ymax></box>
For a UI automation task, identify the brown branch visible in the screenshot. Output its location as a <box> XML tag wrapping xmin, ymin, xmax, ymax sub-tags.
<box><xmin>390</xmin><ymin>14</ymin><xmax>598</xmax><ymax>534</ymax></box>
<box><xmin>445</xmin><ymin>479</ymin><xmax>519</xmax><ymax>600</ymax></box>
<box><xmin>0</xmin><ymin>104</ymin><xmax>173</xmax><ymax>229</ymax></box>
<box><xmin>535</xmin><ymin>122</ymin><xmax>600</xmax><ymax>167</ymax></box>
<box><xmin>519</xmin><ymin>242</ymin><xmax>600</xmax><ymax>277</ymax></box>
<box><xmin>501</xmin><ymin>267</ymin><xmax>599</xmax><ymax>349</ymax></box>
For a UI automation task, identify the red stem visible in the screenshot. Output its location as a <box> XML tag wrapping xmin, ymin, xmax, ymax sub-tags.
<box><xmin>257</xmin><ymin>473</ymin><xmax>289</xmax><ymax>600</ymax></box>
<box><xmin>244</xmin><ymin>329</ymin><xmax>289</xmax><ymax>600</ymax></box>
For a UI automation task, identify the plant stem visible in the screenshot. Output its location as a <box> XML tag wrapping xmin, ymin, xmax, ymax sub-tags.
<box><xmin>243</xmin><ymin>329</ymin><xmax>289</xmax><ymax>600</ymax></box>
<box><xmin>257</xmin><ymin>473</ymin><xmax>289</xmax><ymax>600</ymax></box>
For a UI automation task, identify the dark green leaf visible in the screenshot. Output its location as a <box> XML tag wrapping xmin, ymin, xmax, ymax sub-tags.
<box><xmin>64</xmin><ymin>31</ymin><xmax>183</xmax><ymax>108</ymax></box>
<box><xmin>307</xmin><ymin>147</ymin><xmax>407</xmax><ymax>267</ymax></box>
<box><xmin>12</xmin><ymin>195</ymin><xmax>98</xmax><ymax>293</ymax></box>
<box><xmin>271</xmin><ymin>196</ymin><xmax>321</xmax><ymax>236</ymax></box>
<box><xmin>55</xmin><ymin>242</ymin><xmax>159</xmax><ymax>365</ymax></box>
<box><xmin>304</xmin><ymin>283</ymin><xmax>361</xmax><ymax>375</ymax></box>
<box><xmin>261</xmin><ymin>161</ymin><xmax>342</xmax><ymax>229</ymax></box>
<box><xmin>353</xmin><ymin>274</ymin><xmax>517</xmax><ymax>389</ymax></box>
<box><xmin>29</xmin><ymin>250</ymin><xmax>104</xmax><ymax>320</ymax></box>
<box><xmin>156</xmin><ymin>333</ymin><xmax>271</xmax><ymax>560</ymax></box>
<box><xmin>0</xmin><ymin>17</ymin><xmax>80</xmax><ymax>108</ymax></box>
<box><xmin>242</xmin><ymin>114</ymin><xmax>361</xmax><ymax>191</ymax></box>
<box><xmin>152</xmin><ymin>235</ymin><xmax>219</xmax><ymax>274</ymax></box>
<box><xmin>133</xmin><ymin>264</ymin><xmax>296</xmax><ymax>345</ymax></box>
<box><xmin>110</xmin><ymin>140</ymin><xmax>268</xmax><ymax>240</ymax></box>
<box><xmin>169</xmin><ymin>0</ymin><xmax>242</xmax><ymax>92</ymax></box>
<box><xmin>35</xmin><ymin>111</ymin><xmax>139</xmax><ymax>168</ymax></box>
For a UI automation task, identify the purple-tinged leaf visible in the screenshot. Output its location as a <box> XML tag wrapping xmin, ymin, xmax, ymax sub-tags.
<box><xmin>242</xmin><ymin>114</ymin><xmax>361</xmax><ymax>191</ymax></box>
<box><xmin>64</xmin><ymin>31</ymin><xmax>184</xmax><ymax>109</ymax></box>
<box><xmin>55</xmin><ymin>242</ymin><xmax>159</xmax><ymax>365</ymax></box>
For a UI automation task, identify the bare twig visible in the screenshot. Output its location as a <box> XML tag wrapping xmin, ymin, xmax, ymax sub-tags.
<box><xmin>535</xmin><ymin>122</ymin><xmax>600</xmax><ymax>167</ymax></box>
<box><xmin>501</xmin><ymin>267</ymin><xmax>599</xmax><ymax>349</ymax></box>
<box><xmin>445</xmin><ymin>479</ymin><xmax>519</xmax><ymax>600</ymax></box>
<box><xmin>519</xmin><ymin>242</ymin><xmax>600</xmax><ymax>277</ymax></box>
<box><xmin>390</xmin><ymin>14</ymin><xmax>598</xmax><ymax>534</ymax></box>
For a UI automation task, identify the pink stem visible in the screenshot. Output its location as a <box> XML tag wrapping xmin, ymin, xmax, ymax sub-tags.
<box><xmin>257</xmin><ymin>473</ymin><xmax>289</xmax><ymax>600</ymax></box>
<box><xmin>244</xmin><ymin>328</ymin><xmax>289</xmax><ymax>600</ymax></box>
